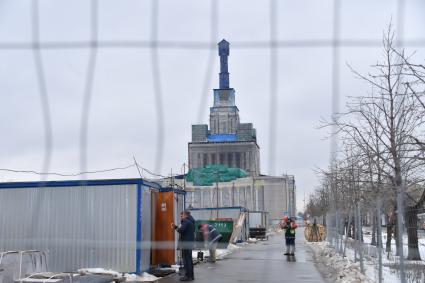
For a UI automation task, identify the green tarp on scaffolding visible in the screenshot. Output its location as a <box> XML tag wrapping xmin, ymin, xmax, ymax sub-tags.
<box><xmin>185</xmin><ymin>165</ymin><xmax>248</xmax><ymax>186</ymax></box>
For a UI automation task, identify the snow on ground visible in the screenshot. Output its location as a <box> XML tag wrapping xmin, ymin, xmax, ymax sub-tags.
<box><xmin>77</xmin><ymin>268</ymin><xmax>160</xmax><ymax>282</ymax></box>
<box><xmin>77</xmin><ymin>268</ymin><xmax>122</xmax><ymax>277</ymax></box>
<box><xmin>125</xmin><ymin>272</ymin><xmax>159</xmax><ymax>282</ymax></box>
<box><xmin>308</xmin><ymin>241</ymin><xmax>375</xmax><ymax>283</ymax></box>
<box><xmin>217</xmin><ymin>243</ymin><xmax>243</xmax><ymax>259</ymax></box>
<box><xmin>363</xmin><ymin>227</ymin><xmax>425</xmax><ymax>261</ymax></box>
<box><xmin>319</xmin><ymin>230</ymin><xmax>425</xmax><ymax>282</ymax></box>
<box><xmin>339</xmin><ymin>239</ymin><xmax>403</xmax><ymax>283</ymax></box>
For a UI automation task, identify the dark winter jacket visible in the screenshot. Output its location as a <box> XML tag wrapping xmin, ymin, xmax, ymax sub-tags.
<box><xmin>205</xmin><ymin>225</ymin><xmax>222</xmax><ymax>245</ymax></box>
<box><xmin>284</xmin><ymin>220</ymin><xmax>296</xmax><ymax>239</ymax></box>
<box><xmin>176</xmin><ymin>216</ymin><xmax>195</xmax><ymax>249</ymax></box>
<box><xmin>201</xmin><ymin>224</ymin><xmax>223</xmax><ymax>246</ymax></box>
<box><xmin>187</xmin><ymin>214</ymin><xmax>195</xmax><ymax>226</ymax></box>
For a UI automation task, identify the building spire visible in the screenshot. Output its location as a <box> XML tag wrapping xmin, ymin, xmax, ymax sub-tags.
<box><xmin>218</xmin><ymin>39</ymin><xmax>230</xmax><ymax>89</ymax></box>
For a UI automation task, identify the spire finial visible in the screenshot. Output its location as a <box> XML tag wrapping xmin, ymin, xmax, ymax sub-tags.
<box><xmin>218</xmin><ymin>39</ymin><xmax>230</xmax><ymax>89</ymax></box>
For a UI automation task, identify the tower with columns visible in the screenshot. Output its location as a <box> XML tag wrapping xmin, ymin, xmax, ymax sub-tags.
<box><xmin>188</xmin><ymin>39</ymin><xmax>260</xmax><ymax>175</ymax></box>
<box><xmin>183</xmin><ymin>40</ymin><xmax>296</xmax><ymax>218</ymax></box>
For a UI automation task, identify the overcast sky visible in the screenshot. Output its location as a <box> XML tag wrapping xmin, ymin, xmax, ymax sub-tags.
<box><xmin>0</xmin><ymin>0</ymin><xmax>424</xmax><ymax>211</ymax></box>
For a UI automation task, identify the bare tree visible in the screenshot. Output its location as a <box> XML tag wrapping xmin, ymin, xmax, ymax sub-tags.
<box><xmin>320</xmin><ymin>28</ymin><xmax>425</xmax><ymax>260</ymax></box>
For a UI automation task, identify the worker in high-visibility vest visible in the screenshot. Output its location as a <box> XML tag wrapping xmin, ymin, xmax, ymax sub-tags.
<box><xmin>280</xmin><ymin>215</ymin><xmax>297</xmax><ymax>255</ymax></box>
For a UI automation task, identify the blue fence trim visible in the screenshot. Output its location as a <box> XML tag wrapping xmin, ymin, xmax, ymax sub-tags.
<box><xmin>136</xmin><ymin>182</ymin><xmax>142</xmax><ymax>274</ymax></box>
<box><xmin>0</xmin><ymin>178</ymin><xmax>161</xmax><ymax>190</ymax></box>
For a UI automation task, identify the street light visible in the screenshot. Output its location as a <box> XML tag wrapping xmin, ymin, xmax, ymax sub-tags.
<box><xmin>215</xmin><ymin>170</ymin><xmax>219</xmax><ymax>219</ymax></box>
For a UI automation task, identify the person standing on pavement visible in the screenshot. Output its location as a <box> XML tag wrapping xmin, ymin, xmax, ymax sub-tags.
<box><xmin>199</xmin><ymin>224</ymin><xmax>222</xmax><ymax>262</ymax></box>
<box><xmin>172</xmin><ymin>210</ymin><xmax>195</xmax><ymax>281</ymax></box>
<box><xmin>280</xmin><ymin>215</ymin><xmax>297</xmax><ymax>255</ymax></box>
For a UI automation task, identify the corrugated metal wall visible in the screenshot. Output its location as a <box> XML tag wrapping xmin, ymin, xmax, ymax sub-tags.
<box><xmin>173</xmin><ymin>192</ymin><xmax>185</xmax><ymax>263</ymax></box>
<box><xmin>140</xmin><ymin>186</ymin><xmax>152</xmax><ymax>271</ymax></box>
<box><xmin>0</xmin><ymin>181</ymin><xmax>154</xmax><ymax>273</ymax></box>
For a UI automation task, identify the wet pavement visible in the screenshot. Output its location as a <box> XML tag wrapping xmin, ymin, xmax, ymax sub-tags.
<box><xmin>159</xmin><ymin>229</ymin><xmax>326</xmax><ymax>283</ymax></box>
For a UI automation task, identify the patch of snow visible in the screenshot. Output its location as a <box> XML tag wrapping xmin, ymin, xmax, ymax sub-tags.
<box><xmin>226</xmin><ymin>243</ymin><xmax>241</xmax><ymax>251</ymax></box>
<box><xmin>170</xmin><ymin>265</ymin><xmax>181</xmax><ymax>273</ymax></box>
<box><xmin>124</xmin><ymin>272</ymin><xmax>159</xmax><ymax>282</ymax></box>
<box><xmin>308</xmin><ymin>242</ymin><xmax>374</xmax><ymax>283</ymax></box>
<box><xmin>77</xmin><ymin>268</ymin><xmax>121</xmax><ymax>278</ymax></box>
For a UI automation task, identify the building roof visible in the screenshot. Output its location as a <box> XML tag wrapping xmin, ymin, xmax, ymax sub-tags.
<box><xmin>0</xmin><ymin>178</ymin><xmax>162</xmax><ymax>190</ymax></box>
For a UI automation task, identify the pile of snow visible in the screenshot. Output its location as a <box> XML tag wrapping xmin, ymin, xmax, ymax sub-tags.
<box><xmin>124</xmin><ymin>272</ymin><xmax>159</xmax><ymax>282</ymax></box>
<box><xmin>77</xmin><ymin>269</ymin><xmax>159</xmax><ymax>282</ymax></box>
<box><xmin>216</xmin><ymin>245</ymin><xmax>237</xmax><ymax>259</ymax></box>
<box><xmin>226</xmin><ymin>243</ymin><xmax>241</xmax><ymax>251</ymax></box>
<box><xmin>78</xmin><ymin>268</ymin><xmax>122</xmax><ymax>278</ymax></box>
<box><xmin>247</xmin><ymin>238</ymin><xmax>258</xmax><ymax>243</ymax></box>
<box><xmin>308</xmin><ymin>242</ymin><xmax>374</xmax><ymax>283</ymax></box>
<box><xmin>170</xmin><ymin>265</ymin><xmax>181</xmax><ymax>273</ymax></box>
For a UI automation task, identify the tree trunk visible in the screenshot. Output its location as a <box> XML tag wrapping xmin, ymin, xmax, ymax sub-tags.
<box><xmin>371</xmin><ymin>212</ymin><xmax>377</xmax><ymax>246</ymax></box>
<box><xmin>344</xmin><ymin>218</ymin><xmax>348</xmax><ymax>236</ymax></box>
<box><xmin>386</xmin><ymin>214</ymin><xmax>392</xmax><ymax>253</ymax></box>
<box><xmin>349</xmin><ymin>219</ymin><xmax>355</xmax><ymax>239</ymax></box>
<box><xmin>394</xmin><ymin>164</ymin><xmax>403</xmax><ymax>257</ymax></box>
<box><xmin>395</xmin><ymin>215</ymin><xmax>401</xmax><ymax>256</ymax></box>
<box><xmin>406</xmin><ymin>206</ymin><xmax>421</xmax><ymax>260</ymax></box>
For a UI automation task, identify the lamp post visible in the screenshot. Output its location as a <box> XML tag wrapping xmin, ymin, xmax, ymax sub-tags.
<box><xmin>215</xmin><ymin>170</ymin><xmax>219</xmax><ymax>219</ymax></box>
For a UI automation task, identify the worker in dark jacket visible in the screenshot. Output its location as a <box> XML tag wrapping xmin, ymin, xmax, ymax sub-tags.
<box><xmin>172</xmin><ymin>210</ymin><xmax>195</xmax><ymax>281</ymax></box>
<box><xmin>280</xmin><ymin>215</ymin><xmax>297</xmax><ymax>255</ymax></box>
<box><xmin>199</xmin><ymin>224</ymin><xmax>222</xmax><ymax>262</ymax></box>
<box><xmin>187</xmin><ymin>213</ymin><xmax>195</xmax><ymax>228</ymax></box>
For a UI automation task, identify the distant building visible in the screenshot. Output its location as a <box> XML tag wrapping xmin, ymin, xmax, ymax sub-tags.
<box><xmin>188</xmin><ymin>39</ymin><xmax>260</xmax><ymax>176</ymax></box>
<box><xmin>184</xmin><ymin>174</ymin><xmax>295</xmax><ymax>216</ymax></box>
<box><xmin>259</xmin><ymin>175</ymin><xmax>296</xmax><ymax>219</ymax></box>
<box><xmin>177</xmin><ymin>40</ymin><xmax>296</xmax><ymax>222</ymax></box>
<box><xmin>162</xmin><ymin>174</ymin><xmax>296</xmax><ymax>222</ymax></box>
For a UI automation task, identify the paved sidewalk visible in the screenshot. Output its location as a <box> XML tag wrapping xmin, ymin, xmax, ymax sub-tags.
<box><xmin>159</xmin><ymin>230</ymin><xmax>326</xmax><ymax>283</ymax></box>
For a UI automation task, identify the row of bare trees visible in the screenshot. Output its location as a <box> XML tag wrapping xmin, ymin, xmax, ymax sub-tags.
<box><xmin>307</xmin><ymin>28</ymin><xmax>425</xmax><ymax>261</ymax></box>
